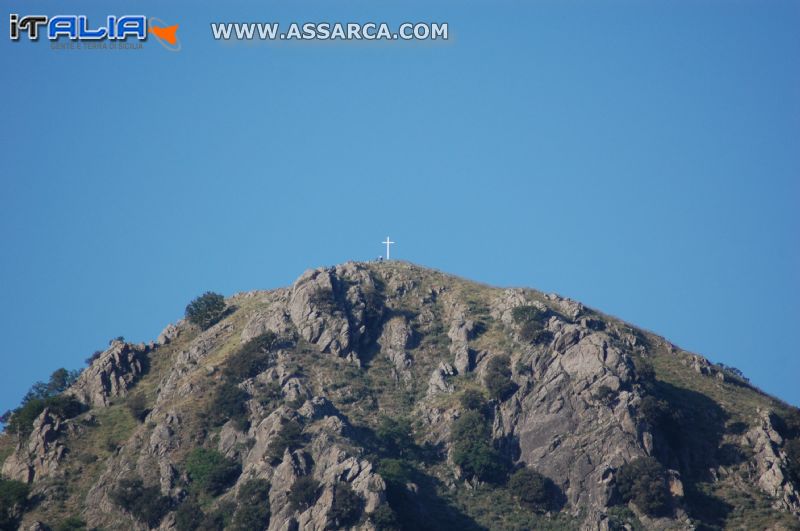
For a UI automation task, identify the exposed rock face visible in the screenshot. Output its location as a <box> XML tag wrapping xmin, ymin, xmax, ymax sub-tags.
<box><xmin>743</xmin><ymin>410</ymin><xmax>800</xmax><ymax>516</ymax></box>
<box><xmin>156</xmin><ymin>322</ymin><xmax>181</xmax><ymax>346</ymax></box>
<box><xmin>497</xmin><ymin>315</ymin><xmax>642</xmax><ymax>515</ymax></box>
<box><xmin>427</xmin><ymin>362</ymin><xmax>457</xmax><ymax>396</ymax></box>
<box><xmin>68</xmin><ymin>341</ymin><xmax>149</xmax><ymax>407</ymax></box>
<box><xmin>379</xmin><ymin>316</ymin><xmax>414</xmax><ymax>380</ymax></box>
<box><xmin>2</xmin><ymin>409</ymin><xmax>71</xmax><ymax>483</ymax></box>
<box><xmin>4</xmin><ymin>261</ymin><xmax>799</xmax><ymax>531</ymax></box>
<box><xmin>288</xmin><ymin>264</ymin><xmax>381</xmax><ymax>360</ymax></box>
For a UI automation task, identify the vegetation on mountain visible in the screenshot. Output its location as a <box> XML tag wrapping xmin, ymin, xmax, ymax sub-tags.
<box><xmin>451</xmin><ymin>410</ymin><xmax>508</xmax><ymax>483</ymax></box>
<box><xmin>508</xmin><ymin>468</ymin><xmax>558</xmax><ymax>513</ymax></box>
<box><xmin>329</xmin><ymin>481</ymin><xmax>364</xmax><ymax>527</ymax></box>
<box><xmin>0</xmin><ymin>478</ymin><xmax>29</xmax><ymax>530</ymax></box>
<box><xmin>615</xmin><ymin>456</ymin><xmax>670</xmax><ymax>517</ymax></box>
<box><xmin>483</xmin><ymin>355</ymin><xmax>516</xmax><ymax>401</ymax></box>
<box><xmin>109</xmin><ymin>478</ymin><xmax>172</xmax><ymax>527</ymax></box>
<box><xmin>288</xmin><ymin>476</ymin><xmax>321</xmax><ymax>512</ymax></box>
<box><xmin>267</xmin><ymin>419</ymin><xmax>305</xmax><ymax>464</ymax></box>
<box><xmin>229</xmin><ymin>479</ymin><xmax>271</xmax><ymax>530</ymax></box>
<box><xmin>184</xmin><ymin>448</ymin><xmax>241</xmax><ymax>496</ymax></box>
<box><xmin>185</xmin><ymin>291</ymin><xmax>226</xmax><ymax>330</ymax></box>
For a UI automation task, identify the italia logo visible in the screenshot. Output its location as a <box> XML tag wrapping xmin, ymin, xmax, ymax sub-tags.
<box><xmin>9</xmin><ymin>14</ymin><xmax>180</xmax><ymax>51</ymax></box>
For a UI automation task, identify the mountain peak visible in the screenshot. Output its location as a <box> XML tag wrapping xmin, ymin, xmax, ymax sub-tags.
<box><xmin>2</xmin><ymin>265</ymin><xmax>799</xmax><ymax>530</ymax></box>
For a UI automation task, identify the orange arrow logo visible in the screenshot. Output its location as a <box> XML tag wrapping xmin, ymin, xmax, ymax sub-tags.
<box><xmin>149</xmin><ymin>24</ymin><xmax>178</xmax><ymax>45</ymax></box>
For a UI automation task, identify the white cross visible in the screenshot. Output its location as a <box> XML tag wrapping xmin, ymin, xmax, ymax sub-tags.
<box><xmin>382</xmin><ymin>237</ymin><xmax>395</xmax><ymax>259</ymax></box>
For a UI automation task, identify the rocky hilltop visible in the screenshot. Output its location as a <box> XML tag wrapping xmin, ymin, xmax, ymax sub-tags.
<box><xmin>1</xmin><ymin>261</ymin><xmax>799</xmax><ymax>531</ymax></box>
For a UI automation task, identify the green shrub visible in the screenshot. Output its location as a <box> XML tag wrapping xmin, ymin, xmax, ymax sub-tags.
<box><xmin>85</xmin><ymin>350</ymin><xmax>103</xmax><ymax>365</ymax></box>
<box><xmin>377</xmin><ymin>458</ymin><xmax>415</xmax><ymax>486</ymax></box>
<box><xmin>459</xmin><ymin>389</ymin><xmax>487</xmax><ymax>411</ymax></box>
<box><xmin>615</xmin><ymin>457</ymin><xmax>670</xmax><ymax>517</ymax></box>
<box><xmin>185</xmin><ymin>292</ymin><xmax>227</xmax><ymax>330</ymax></box>
<box><xmin>484</xmin><ymin>355</ymin><xmax>517</xmax><ymax>401</ymax></box>
<box><xmin>230</xmin><ymin>479</ymin><xmax>271</xmax><ymax>531</ymax></box>
<box><xmin>110</xmin><ymin>478</ymin><xmax>172</xmax><ymax>527</ymax></box>
<box><xmin>185</xmin><ymin>448</ymin><xmax>241</xmax><ymax>497</ymax></box>
<box><xmin>288</xmin><ymin>476</ymin><xmax>321</xmax><ymax>512</ymax></box>
<box><xmin>224</xmin><ymin>332</ymin><xmax>277</xmax><ymax>382</ymax></box>
<box><xmin>518</xmin><ymin>320</ymin><xmax>543</xmax><ymax>343</ymax></box>
<box><xmin>199</xmin><ymin>501</ymin><xmax>235</xmax><ymax>530</ymax></box>
<box><xmin>0</xmin><ymin>478</ymin><xmax>29</xmax><ymax>530</ymax></box>
<box><xmin>512</xmin><ymin>306</ymin><xmax>546</xmax><ymax>324</ymax></box>
<box><xmin>267</xmin><ymin>420</ymin><xmax>305</xmax><ymax>464</ymax></box>
<box><xmin>370</xmin><ymin>504</ymin><xmax>401</xmax><ymax>530</ymax></box>
<box><xmin>5</xmin><ymin>395</ymin><xmax>84</xmax><ymax>436</ymax></box>
<box><xmin>44</xmin><ymin>368</ymin><xmax>81</xmax><ymax>396</ymax></box>
<box><xmin>55</xmin><ymin>515</ymin><xmax>86</xmax><ymax>531</ymax></box>
<box><xmin>209</xmin><ymin>381</ymin><xmax>250</xmax><ymax>431</ymax></box>
<box><xmin>451</xmin><ymin>410</ymin><xmax>508</xmax><ymax>483</ymax></box>
<box><xmin>785</xmin><ymin>438</ymin><xmax>800</xmax><ymax>485</ymax></box>
<box><xmin>508</xmin><ymin>468</ymin><xmax>555</xmax><ymax>513</ymax></box>
<box><xmin>126</xmin><ymin>392</ymin><xmax>150</xmax><ymax>422</ymax></box>
<box><xmin>329</xmin><ymin>482</ymin><xmax>363</xmax><ymax>527</ymax></box>
<box><xmin>175</xmin><ymin>498</ymin><xmax>204</xmax><ymax>531</ymax></box>
<box><xmin>375</xmin><ymin>416</ymin><xmax>415</xmax><ymax>458</ymax></box>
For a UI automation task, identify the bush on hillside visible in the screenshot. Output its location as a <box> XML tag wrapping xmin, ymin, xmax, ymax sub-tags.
<box><xmin>199</xmin><ymin>501</ymin><xmax>235</xmax><ymax>530</ymax></box>
<box><xmin>224</xmin><ymin>332</ymin><xmax>277</xmax><ymax>382</ymax></box>
<box><xmin>377</xmin><ymin>458</ymin><xmax>415</xmax><ymax>486</ymax></box>
<box><xmin>185</xmin><ymin>448</ymin><xmax>241</xmax><ymax>497</ymax></box>
<box><xmin>370</xmin><ymin>504</ymin><xmax>401</xmax><ymax>530</ymax></box>
<box><xmin>375</xmin><ymin>416</ymin><xmax>416</xmax><ymax>458</ymax></box>
<box><xmin>54</xmin><ymin>516</ymin><xmax>86</xmax><ymax>531</ymax></box>
<box><xmin>451</xmin><ymin>410</ymin><xmax>508</xmax><ymax>483</ymax></box>
<box><xmin>511</xmin><ymin>306</ymin><xmax>546</xmax><ymax>324</ymax></box>
<box><xmin>459</xmin><ymin>389</ymin><xmax>487</xmax><ymax>412</ymax></box>
<box><xmin>126</xmin><ymin>392</ymin><xmax>150</xmax><ymax>422</ymax></box>
<box><xmin>288</xmin><ymin>476</ymin><xmax>321</xmax><ymax>512</ymax></box>
<box><xmin>5</xmin><ymin>395</ymin><xmax>84</xmax><ymax>436</ymax></box>
<box><xmin>267</xmin><ymin>420</ymin><xmax>305</xmax><ymax>464</ymax></box>
<box><xmin>329</xmin><ymin>482</ymin><xmax>363</xmax><ymax>527</ymax></box>
<box><xmin>518</xmin><ymin>320</ymin><xmax>543</xmax><ymax>343</ymax></box>
<box><xmin>175</xmin><ymin>499</ymin><xmax>204</xmax><ymax>531</ymax></box>
<box><xmin>85</xmin><ymin>350</ymin><xmax>104</xmax><ymax>365</ymax></box>
<box><xmin>230</xmin><ymin>479</ymin><xmax>271</xmax><ymax>531</ymax></box>
<box><xmin>0</xmin><ymin>478</ymin><xmax>30</xmax><ymax>530</ymax></box>
<box><xmin>508</xmin><ymin>468</ymin><xmax>557</xmax><ymax>513</ymax></box>
<box><xmin>209</xmin><ymin>381</ymin><xmax>250</xmax><ymax>431</ymax></box>
<box><xmin>110</xmin><ymin>478</ymin><xmax>172</xmax><ymax>527</ymax></box>
<box><xmin>785</xmin><ymin>438</ymin><xmax>800</xmax><ymax>485</ymax></box>
<box><xmin>185</xmin><ymin>292</ymin><xmax>227</xmax><ymax>330</ymax></box>
<box><xmin>484</xmin><ymin>355</ymin><xmax>517</xmax><ymax>401</ymax></box>
<box><xmin>615</xmin><ymin>457</ymin><xmax>670</xmax><ymax>517</ymax></box>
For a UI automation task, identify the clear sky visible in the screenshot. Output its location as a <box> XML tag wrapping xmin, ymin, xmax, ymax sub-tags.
<box><xmin>1</xmin><ymin>0</ymin><xmax>798</xmax><ymax>417</ymax></box>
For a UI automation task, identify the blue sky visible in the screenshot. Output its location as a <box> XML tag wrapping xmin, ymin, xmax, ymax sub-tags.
<box><xmin>1</xmin><ymin>0</ymin><xmax>798</xmax><ymax>416</ymax></box>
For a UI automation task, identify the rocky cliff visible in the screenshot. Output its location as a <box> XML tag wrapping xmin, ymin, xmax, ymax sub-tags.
<box><xmin>1</xmin><ymin>261</ymin><xmax>799</xmax><ymax>531</ymax></box>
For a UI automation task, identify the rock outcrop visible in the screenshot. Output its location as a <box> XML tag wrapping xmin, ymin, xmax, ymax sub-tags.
<box><xmin>2</xmin><ymin>409</ymin><xmax>71</xmax><ymax>483</ymax></box>
<box><xmin>68</xmin><ymin>341</ymin><xmax>149</xmax><ymax>408</ymax></box>
<box><xmin>743</xmin><ymin>410</ymin><xmax>800</xmax><ymax>516</ymax></box>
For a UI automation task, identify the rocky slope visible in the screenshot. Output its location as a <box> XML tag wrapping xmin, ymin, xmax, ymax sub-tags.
<box><xmin>1</xmin><ymin>261</ymin><xmax>799</xmax><ymax>531</ymax></box>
